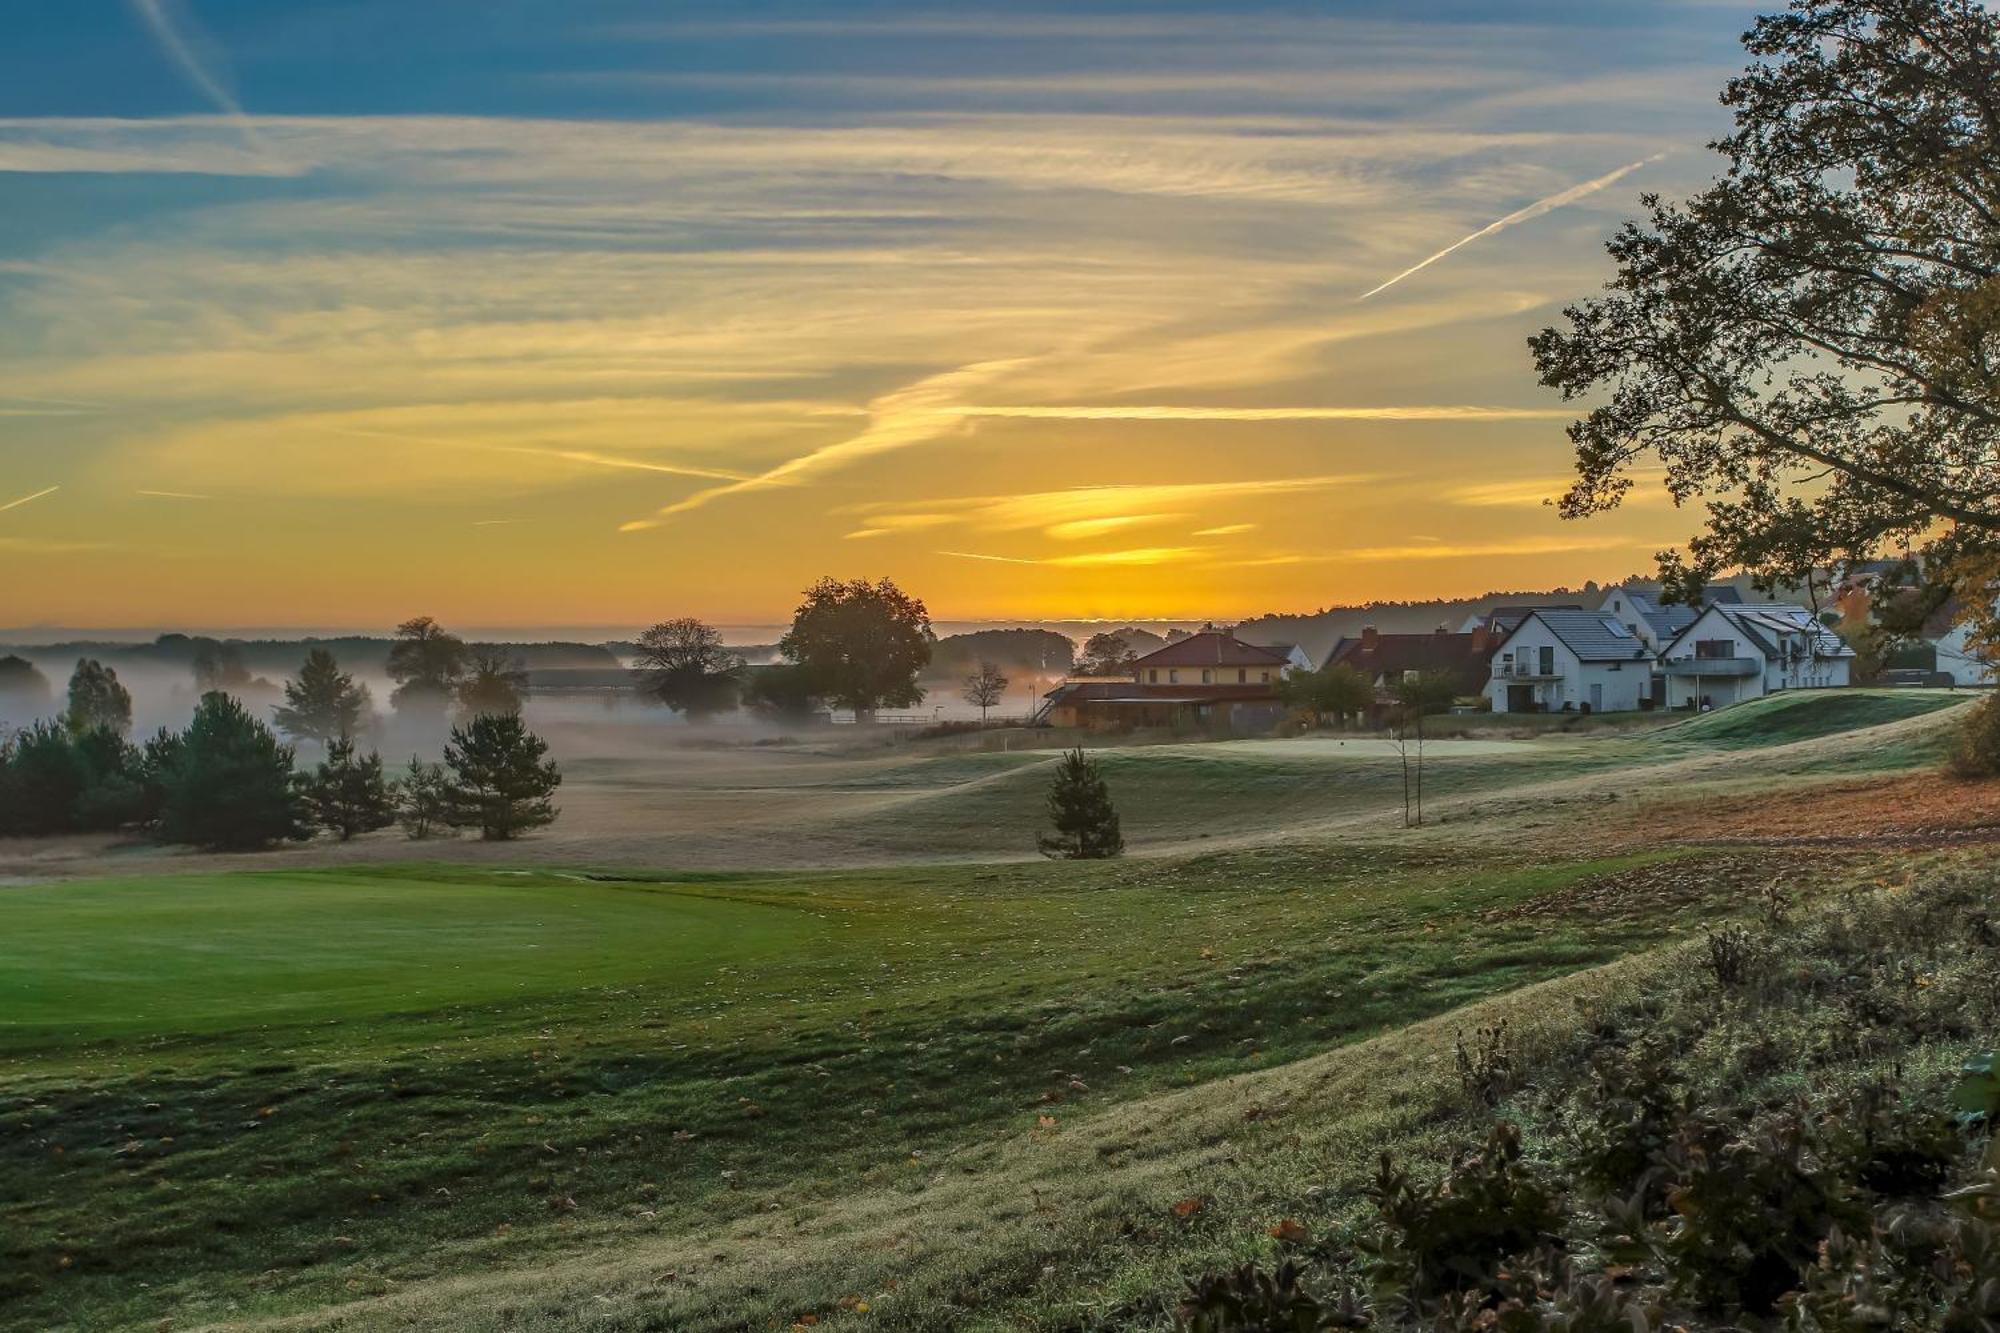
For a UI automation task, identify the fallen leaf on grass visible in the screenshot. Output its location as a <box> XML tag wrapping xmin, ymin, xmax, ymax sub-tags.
<box><xmin>1170</xmin><ymin>1197</ymin><xmax>1205</xmax><ymax>1219</ymax></box>
<box><xmin>1268</xmin><ymin>1218</ymin><xmax>1310</xmax><ymax>1244</ymax></box>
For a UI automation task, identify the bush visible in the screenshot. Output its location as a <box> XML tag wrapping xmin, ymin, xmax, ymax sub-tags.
<box><xmin>1949</xmin><ymin>692</ymin><xmax>2000</xmax><ymax>777</ymax></box>
<box><xmin>1363</xmin><ymin>1123</ymin><xmax>1564</xmax><ymax>1306</ymax></box>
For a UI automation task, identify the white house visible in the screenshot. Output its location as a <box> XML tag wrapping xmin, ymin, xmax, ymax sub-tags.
<box><xmin>1596</xmin><ymin>585</ymin><xmax>1743</xmax><ymax>653</ymax></box>
<box><xmin>1485</xmin><ymin>610</ymin><xmax>1654</xmax><ymax>714</ymax></box>
<box><xmin>1655</xmin><ymin>604</ymin><xmax>1854</xmax><ymax>709</ymax></box>
<box><xmin>1252</xmin><ymin>641</ymin><xmax>1315</xmax><ymax>675</ymax></box>
<box><xmin>1932</xmin><ymin>621</ymin><xmax>1998</xmax><ymax>686</ymax></box>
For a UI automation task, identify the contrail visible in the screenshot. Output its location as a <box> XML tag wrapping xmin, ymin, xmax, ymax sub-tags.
<box><xmin>137</xmin><ymin>489</ymin><xmax>212</xmax><ymax>500</ymax></box>
<box><xmin>0</xmin><ymin>485</ymin><xmax>60</xmax><ymax>513</ymax></box>
<box><xmin>953</xmin><ymin>404</ymin><xmax>1576</xmax><ymax>422</ymax></box>
<box><xmin>129</xmin><ymin>0</ymin><xmax>259</xmax><ymax>138</ymax></box>
<box><xmin>1358</xmin><ymin>153</ymin><xmax>1666</xmax><ymax>301</ymax></box>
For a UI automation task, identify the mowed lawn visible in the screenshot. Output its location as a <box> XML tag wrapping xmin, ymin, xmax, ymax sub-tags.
<box><xmin>0</xmin><ymin>844</ymin><xmax>1779</xmax><ymax>1331</ymax></box>
<box><xmin>0</xmin><ymin>870</ymin><xmax>821</xmax><ymax>1042</ymax></box>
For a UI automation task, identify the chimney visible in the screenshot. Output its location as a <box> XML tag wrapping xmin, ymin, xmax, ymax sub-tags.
<box><xmin>1435</xmin><ymin>622</ymin><xmax>1450</xmax><ymax>635</ymax></box>
<box><xmin>1471</xmin><ymin>625</ymin><xmax>1490</xmax><ymax>655</ymax></box>
<box><xmin>1360</xmin><ymin>625</ymin><xmax>1378</xmax><ymax>649</ymax></box>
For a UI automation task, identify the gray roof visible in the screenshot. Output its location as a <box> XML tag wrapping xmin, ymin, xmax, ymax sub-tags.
<box><xmin>1515</xmin><ymin>610</ymin><xmax>1652</xmax><ymax>662</ymax></box>
<box><xmin>1664</xmin><ymin>604</ymin><xmax>1854</xmax><ymax>660</ymax></box>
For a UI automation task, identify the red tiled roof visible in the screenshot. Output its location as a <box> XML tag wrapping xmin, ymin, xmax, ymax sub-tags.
<box><xmin>1130</xmin><ymin>632</ymin><xmax>1289</xmax><ymax>669</ymax></box>
<box><xmin>1325</xmin><ymin>631</ymin><xmax>1498</xmax><ymax>696</ymax></box>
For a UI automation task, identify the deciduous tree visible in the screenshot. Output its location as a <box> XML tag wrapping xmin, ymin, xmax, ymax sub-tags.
<box><xmin>444</xmin><ymin>713</ymin><xmax>561</xmax><ymax>840</ymax></box>
<box><xmin>1283</xmin><ymin>663</ymin><xmax>1375</xmax><ymax>728</ymax></box>
<box><xmin>0</xmin><ymin>655</ymin><xmax>53</xmax><ymax>718</ymax></box>
<box><xmin>65</xmin><ymin>659</ymin><xmax>131</xmax><ymax>737</ymax></box>
<box><xmin>777</xmin><ymin>577</ymin><xmax>932</xmax><ymax>720</ymax></box>
<box><xmin>1531</xmin><ymin>0</ymin><xmax>2000</xmax><ymax>618</ymax></box>
<box><xmin>386</xmin><ymin>616</ymin><xmax>468</xmax><ymax>716</ymax></box>
<box><xmin>1077</xmin><ymin>632</ymin><xmax>1137</xmax><ymax>677</ymax></box>
<box><xmin>962</xmin><ymin>661</ymin><xmax>1009</xmax><ymax>722</ymax></box>
<box><xmin>456</xmin><ymin>647</ymin><xmax>528</xmax><ymax>719</ymax></box>
<box><xmin>632</xmin><ymin>617</ymin><xmax>743</xmax><ymax>718</ymax></box>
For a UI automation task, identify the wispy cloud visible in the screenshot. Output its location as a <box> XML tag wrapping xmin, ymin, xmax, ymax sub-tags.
<box><xmin>135</xmin><ymin>488</ymin><xmax>211</xmax><ymax>500</ymax></box>
<box><xmin>1343</xmin><ymin>536</ymin><xmax>1635</xmax><ymax>561</ymax></box>
<box><xmin>1193</xmin><ymin>522</ymin><xmax>1258</xmax><ymax>537</ymax></box>
<box><xmin>1358</xmin><ymin>153</ymin><xmax>1666</xmax><ymax>301</ymax></box>
<box><xmin>848</xmin><ymin>474</ymin><xmax>1377</xmax><ymax>539</ymax></box>
<box><xmin>0</xmin><ymin>485</ymin><xmax>60</xmax><ymax>513</ymax></box>
<box><xmin>941</xmin><ymin>546</ymin><xmax>1205</xmax><ymax>568</ymax></box>
<box><xmin>623</xmin><ymin>359</ymin><xmax>1028</xmax><ymax>529</ymax></box>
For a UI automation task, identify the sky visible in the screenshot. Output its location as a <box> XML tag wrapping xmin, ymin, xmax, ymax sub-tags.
<box><xmin>0</xmin><ymin>0</ymin><xmax>1767</xmax><ymax>630</ymax></box>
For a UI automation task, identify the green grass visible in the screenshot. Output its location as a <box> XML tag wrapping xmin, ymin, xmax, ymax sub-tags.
<box><xmin>0</xmin><ymin>844</ymin><xmax>1769</xmax><ymax>1330</ymax></box>
<box><xmin>0</xmin><ymin>869</ymin><xmax>822</xmax><ymax>1040</ymax></box>
<box><xmin>1656</xmin><ymin>688</ymin><xmax>1963</xmax><ymax>748</ymax></box>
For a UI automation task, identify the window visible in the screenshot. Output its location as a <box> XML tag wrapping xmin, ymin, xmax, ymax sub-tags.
<box><xmin>1148</xmin><ymin>669</ymin><xmax>1158</xmax><ymax>683</ymax></box>
<box><xmin>1237</xmin><ymin>668</ymin><xmax>1247</xmax><ymax>683</ymax></box>
<box><xmin>1201</xmin><ymin>669</ymin><xmax>1212</xmax><ymax>684</ymax></box>
<box><xmin>1168</xmin><ymin>669</ymin><xmax>1179</xmax><ymax>683</ymax></box>
<box><xmin>1539</xmin><ymin>645</ymin><xmax>1556</xmax><ymax>675</ymax></box>
<box><xmin>1694</xmin><ymin>639</ymin><xmax>1735</xmax><ymax>660</ymax></box>
<box><xmin>1259</xmin><ymin>670</ymin><xmax>1270</xmax><ymax>682</ymax></box>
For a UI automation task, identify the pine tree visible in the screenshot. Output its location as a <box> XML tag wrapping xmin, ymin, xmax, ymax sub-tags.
<box><xmin>443</xmin><ymin>713</ymin><xmax>561</xmax><ymax>840</ymax></box>
<box><xmin>273</xmin><ymin>649</ymin><xmax>372</xmax><ymax>746</ymax></box>
<box><xmin>396</xmin><ymin>756</ymin><xmax>453</xmax><ymax>840</ymax></box>
<box><xmin>303</xmin><ymin>736</ymin><xmax>398</xmax><ymax>841</ymax></box>
<box><xmin>154</xmin><ymin>692</ymin><xmax>311</xmax><ymax>850</ymax></box>
<box><xmin>1037</xmin><ymin>747</ymin><xmax>1124</xmax><ymax>860</ymax></box>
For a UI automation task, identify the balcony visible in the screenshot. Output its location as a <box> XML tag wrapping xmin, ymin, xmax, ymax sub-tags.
<box><xmin>1492</xmin><ymin>663</ymin><xmax>1564</xmax><ymax>681</ymax></box>
<box><xmin>1661</xmin><ymin>656</ymin><xmax>1761</xmax><ymax>678</ymax></box>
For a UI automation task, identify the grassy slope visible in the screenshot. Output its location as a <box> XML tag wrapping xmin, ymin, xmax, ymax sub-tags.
<box><xmin>0</xmin><ymin>689</ymin><xmax>1971</xmax><ymax>1331</ymax></box>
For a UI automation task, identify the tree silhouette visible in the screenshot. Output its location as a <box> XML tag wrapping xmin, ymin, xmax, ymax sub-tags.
<box><xmin>778</xmin><ymin>577</ymin><xmax>932</xmax><ymax>720</ymax></box>
<box><xmin>1037</xmin><ymin>747</ymin><xmax>1124</xmax><ymax>860</ymax></box>
<box><xmin>456</xmin><ymin>647</ymin><xmax>528</xmax><ymax>719</ymax></box>
<box><xmin>632</xmin><ymin>617</ymin><xmax>743</xmax><ymax>718</ymax></box>
<box><xmin>273</xmin><ymin>648</ymin><xmax>372</xmax><ymax>746</ymax></box>
<box><xmin>386</xmin><ymin>616</ymin><xmax>468</xmax><ymax>716</ymax></box>
<box><xmin>962</xmin><ymin>661</ymin><xmax>1009</xmax><ymax>722</ymax></box>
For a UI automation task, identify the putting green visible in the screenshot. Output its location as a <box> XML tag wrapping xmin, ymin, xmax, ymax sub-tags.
<box><xmin>0</xmin><ymin>867</ymin><xmax>818</xmax><ymax>1041</ymax></box>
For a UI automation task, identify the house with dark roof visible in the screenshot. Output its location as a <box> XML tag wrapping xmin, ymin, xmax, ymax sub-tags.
<box><xmin>1323</xmin><ymin>626</ymin><xmax>1498</xmax><ymax>704</ymax></box>
<box><xmin>1597</xmin><ymin>585</ymin><xmax>1744</xmax><ymax>653</ymax></box>
<box><xmin>1038</xmin><ymin>632</ymin><xmax>1288</xmax><ymax>731</ymax></box>
<box><xmin>1656</xmin><ymin>604</ymin><xmax>1854</xmax><ymax>709</ymax></box>
<box><xmin>1483</xmin><ymin>610</ymin><xmax>1654</xmax><ymax>714</ymax></box>
<box><xmin>1456</xmin><ymin>604</ymin><xmax>1583</xmax><ymax>636</ymax></box>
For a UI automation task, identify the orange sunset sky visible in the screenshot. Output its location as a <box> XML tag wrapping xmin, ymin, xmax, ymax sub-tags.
<box><xmin>0</xmin><ymin>2</ymin><xmax>1766</xmax><ymax>628</ymax></box>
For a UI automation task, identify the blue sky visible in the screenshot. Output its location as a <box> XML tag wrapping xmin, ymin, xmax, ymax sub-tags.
<box><xmin>0</xmin><ymin>1</ymin><xmax>1763</xmax><ymax>627</ymax></box>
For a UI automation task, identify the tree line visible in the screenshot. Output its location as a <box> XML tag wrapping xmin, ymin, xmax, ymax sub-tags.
<box><xmin>0</xmin><ymin>630</ymin><xmax>560</xmax><ymax>849</ymax></box>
